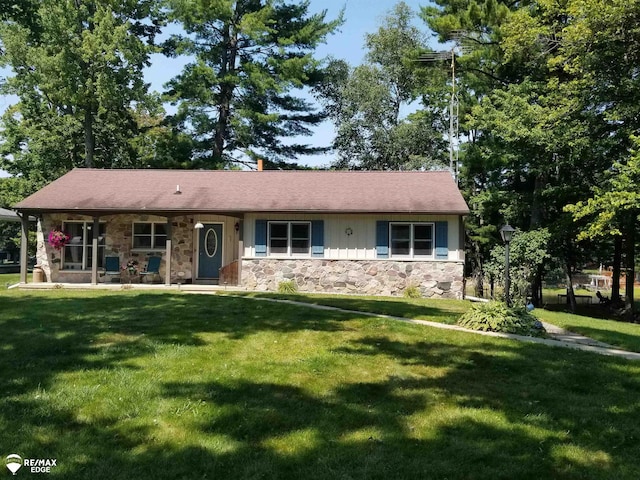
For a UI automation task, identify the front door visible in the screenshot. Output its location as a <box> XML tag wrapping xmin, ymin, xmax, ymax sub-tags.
<box><xmin>198</xmin><ymin>224</ymin><xmax>223</xmax><ymax>279</ymax></box>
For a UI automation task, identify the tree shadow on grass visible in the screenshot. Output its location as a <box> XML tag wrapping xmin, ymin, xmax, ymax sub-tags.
<box><xmin>242</xmin><ymin>292</ymin><xmax>468</xmax><ymax>323</ymax></box>
<box><xmin>2</xmin><ymin>291</ymin><xmax>640</xmax><ymax>478</ymax></box>
<box><xmin>6</xmin><ymin>370</ymin><xmax>631</xmax><ymax>479</ymax></box>
<box><xmin>332</xmin><ymin>335</ymin><xmax>640</xmax><ymax>473</ymax></box>
<box><xmin>551</xmin><ymin>324</ymin><xmax>640</xmax><ymax>353</ymax></box>
<box><xmin>543</xmin><ymin>303</ymin><xmax>624</xmax><ymax>321</ymax></box>
<box><xmin>0</xmin><ymin>292</ymin><xmax>358</xmax><ymax>397</ymax></box>
<box><xmin>151</xmin><ymin>369</ymin><xmax>634</xmax><ymax>479</ymax></box>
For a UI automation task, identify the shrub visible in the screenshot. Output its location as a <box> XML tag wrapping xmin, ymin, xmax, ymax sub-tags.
<box><xmin>403</xmin><ymin>285</ymin><xmax>422</xmax><ymax>298</ymax></box>
<box><xmin>457</xmin><ymin>301</ymin><xmax>545</xmax><ymax>337</ymax></box>
<box><xmin>277</xmin><ymin>280</ymin><xmax>298</xmax><ymax>294</ymax></box>
<box><xmin>484</xmin><ymin>228</ymin><xmax>551</xmax><ymax>307</ymax></box>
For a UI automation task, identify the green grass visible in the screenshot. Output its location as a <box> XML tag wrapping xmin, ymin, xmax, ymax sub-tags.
<box><xmin>2</xmin><ymin>286</ymin><xmax>640</xmax><ymax>478</ymax></box>
<box><xmin>534</xmin><ymin>309</ymin><xmax>640</xmax><ymax>353</ymax></box>
<box><xmin>1</xmin><ymin>272</ymin><xmax>29</xmax><ymax>288</ymax></box>
<box><xmin>236</xmin><ymin>291</ymin><xmax>469</xmax><ymax>324</ymax></box>
<box><xmin>244</xmin><ymin>290</ymin><xmax>640</xmax><ymax>353</ymax></box>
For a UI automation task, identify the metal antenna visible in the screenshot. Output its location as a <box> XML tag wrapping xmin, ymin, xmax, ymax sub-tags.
<box><xmin>418</xmin><ymin>32</ymin><xmax>472</xmax><ymax>183</ymax></box>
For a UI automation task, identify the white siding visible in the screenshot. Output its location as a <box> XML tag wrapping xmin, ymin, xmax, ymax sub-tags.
<box><xmin>243</xmin><ymin>213</ymin><xmax>463</xmax><ymax>261</ymax></box>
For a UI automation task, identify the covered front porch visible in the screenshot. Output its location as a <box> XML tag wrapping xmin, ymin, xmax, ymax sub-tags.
<box><xmin>14</xmin><ymin>281</ymin><xmax>245</xmax><ymax>292</ymax></box>
<box><xmin>17</xmin><ymin>212</ymin><xmax>244</xmax><ymax>287</ymax></box>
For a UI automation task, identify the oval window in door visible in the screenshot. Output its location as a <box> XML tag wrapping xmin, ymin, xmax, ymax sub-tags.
<box><xmin>205</xmin><ymin>228</ymin><xmax>218</xmax><ymax>258</ymax></box>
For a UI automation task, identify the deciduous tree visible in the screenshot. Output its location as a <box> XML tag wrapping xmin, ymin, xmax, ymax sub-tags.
<box><xmin>0</xmin><ymin>0</ymin><xmax>161</xmax><ymax>179</ymax></box>
<box><xmin>314</xmin><ymin>2</ymin><xmax>447</xmax><ymax>170</ymax></box>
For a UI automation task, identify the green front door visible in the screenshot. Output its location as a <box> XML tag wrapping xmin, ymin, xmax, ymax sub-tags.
<box><xmin>198</xmin><ymin>224</ymin><xmax>223</xmax><ymax>279</ymax></box>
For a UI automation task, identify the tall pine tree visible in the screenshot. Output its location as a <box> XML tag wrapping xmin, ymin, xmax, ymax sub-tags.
<box><xmin>164</xmin><ymin>0</ymin><xmax>342</xmax><ymax>169</ymax></box>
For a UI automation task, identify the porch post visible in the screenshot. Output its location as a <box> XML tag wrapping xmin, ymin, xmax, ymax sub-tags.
<box><xmin>165</xmin><ymin>217</ymin><xmax>173</xmax><ymax>286</ymax></box>
<box><xmin>91</xmin><ymin>216</ymin><xmax>100</xmax><ymax>285</ymax></box>
<box><xmin>237</xmin><ymin>239</ymin><xmax>243</xmax><ymax>286</ymax></box>
<box><xmin>237</xmin><ymin>218</ymin><xmax>243</xmax><ymax>286</ymax></box>
<box><xmin>19</xmin><ymin>213</ymin><xmax>29</xmax><ymax>284</ymax></box>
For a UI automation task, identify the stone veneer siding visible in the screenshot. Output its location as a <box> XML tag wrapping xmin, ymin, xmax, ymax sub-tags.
<box><xmin>38</xmin><ymin>214</ymin><xmax>195</xmax><ymax>283</ymax></box>
<box><xmin>241</xmin><ymin>259</ymin><xmax>464</xmax><ymax>298</ymax></box>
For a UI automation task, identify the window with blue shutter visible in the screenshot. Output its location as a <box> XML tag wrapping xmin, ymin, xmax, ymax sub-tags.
<box><xmin>376</xmin><ymin>221</ymin><xmax>390</xmax><ymax>258</ymax></box>
<box><xmin>435</xmin><ymin>221</ymin><xmax>448</xmax><ymax>259</ymax></box>
<box><xmin>311</xmin><ymin>220</ymin><xmax>324</xmax><ymax>257</ymax></box>
<box><xmin>255</xmin><ymin>220</ymin><xmax>267</xmax><ymax>256</ymax></box>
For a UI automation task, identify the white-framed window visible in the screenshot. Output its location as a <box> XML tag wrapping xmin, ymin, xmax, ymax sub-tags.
<box><xmin>390</xmin><ymin>223</ymin><xmax>434</xmax><ymax>258</ymax></box>
<box><xmin>268</xmin><ymin>221</ymin><xmax>311</xmax><ymax>256</ymax></box>
<box><xmin>62</xmin><ymin>221</ymin><xmax>106</xmax><ymax>270</ymax></box>
<box><xmin>132</xmin><ymin>222</ymin><xmax>167</xmax><ymax>250</ymax></box>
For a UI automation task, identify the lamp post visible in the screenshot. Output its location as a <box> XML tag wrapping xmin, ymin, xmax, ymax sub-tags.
<box><xmin>500</xmin><ymin>224</ymin><xmax>516</xmax><ymax>307</ymax></box>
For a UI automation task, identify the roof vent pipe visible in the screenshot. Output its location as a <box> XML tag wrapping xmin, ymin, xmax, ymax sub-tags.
<box><xmin>174</xmin><ymin>184</ymin><xmax>182</xmax><ymax>195</ymax></box>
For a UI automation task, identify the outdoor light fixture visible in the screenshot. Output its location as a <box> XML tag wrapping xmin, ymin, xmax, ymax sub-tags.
<box><xmin>235</xmin><ymin>222</ymin><xmax>240</xmax><ymax>232</ymax></box>
<box><xmin>500</xmin><ymin>224</ymin><xmax>516</xmax><ymax>307</ymax></box>
<box><xmin>500</xmin><ymin>224</ymin><xmax>516</xmax><ymax>243</ymax></box>
<box><xmin>194</xmin><ymin>222</ymin><xmax>204</xmax><ymax>230</ymax></box>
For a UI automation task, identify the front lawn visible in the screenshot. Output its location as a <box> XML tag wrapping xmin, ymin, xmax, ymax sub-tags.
<box><xmin>534</xmin><ymin>308</ymin><xmax>640</xmax><ymax>353</ymax></box>
<box><xmin>237</xmin><ymin>291</ymin><xmax>469</xmax><ymax>324</ymax></box>
<box><xmin>2</xmin><ymin>288</ymin><xmax>640</xmax><ymax>479</ymax></box>
<box><xmin>239</xmin><ymin>291</ymin><xmax>640</xmax><ymax>352</ymax></box>
<box><xmin>1</xmin><ymin>272</ymin><xmax>28</xmax><ymax>287</ymax></box>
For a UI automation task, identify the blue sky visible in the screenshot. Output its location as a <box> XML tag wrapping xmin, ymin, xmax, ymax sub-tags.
<box><xmin>144</xmin><ymin>0</ymin><xmax>438</xmax><ymax>168</ymax></box>
<box><xmin>1</xmin><ymin>0</ymin><xmax>437</xmax><ymax>175</ymax></box>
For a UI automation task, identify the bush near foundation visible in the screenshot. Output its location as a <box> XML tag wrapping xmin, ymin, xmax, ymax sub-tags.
<box><xmin>458</xmin><ymin>301</ymin><xmax>545</xmax><ymax>337</ymax></box>
<box><xmin>277</xmin><ymin>280</ymin><xmax>298</xmax><ymax>294</ymax></box>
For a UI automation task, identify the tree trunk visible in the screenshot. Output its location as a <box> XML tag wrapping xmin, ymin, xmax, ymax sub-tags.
<box><xmin>565</xmin><ymin>265</ymin><xmax>577</xmax><ymax>313</ymax></box>
<box><xmin>84</xmin><ymin>106</ymin><xmax>94</xmax><ymax>167</ymax></box>
<box><xmin>624</xmin><ymin>215</ymin><xmax>636</xmax><ymax>320</ymax></box>
<box><xmin>75</xmin><ymin>0</ymin><xmax>95</xmax><ymax>168</ymax></box>
<box><xmin>531</xmin><ymin>265</ymin><xmax>543</xmax><ymax>306</ymax></box>
<box><xmin>612</xmin><ymin>234</ymin><xmax>622</xmax><ymax>304</ymax></box>
<box><xmin>561</xmin><ymin>237</ymin><xmax>577</xmax><ymax>313</ymax></box>
<box><xmin>473</xmin><ymin>267</ymin><xmax>484</xmax><ymax>297</ymax></box>
<box><xmin>213</xmin><ymin>19</ymin><xmax>237</xmax><ymax>163</ymax></box>
<box><xmin>490</xmin><ymin>275</ymin><xmax>495</xmax><ymax>300</ymax></box>
<box><xmin>530</xmin><ymin>173</ymin><xmax>546</xmax><ymax>229</ymax></box>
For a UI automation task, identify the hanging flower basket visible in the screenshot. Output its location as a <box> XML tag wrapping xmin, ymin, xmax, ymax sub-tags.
<box><xmin>48</xmin><ymin>228</ymin><xmax>70</xmax><ymax>250</ymax></box>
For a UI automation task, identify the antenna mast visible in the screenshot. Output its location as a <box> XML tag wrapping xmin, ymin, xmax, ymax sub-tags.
<box><xmin>418</xmin><ymin>33</ymin><xmax>469</xmax><ymax>183</ymax></box>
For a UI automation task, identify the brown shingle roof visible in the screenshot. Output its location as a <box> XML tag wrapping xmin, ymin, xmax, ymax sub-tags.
<box><xmin>15</xmin><ymin>169</ymin><xmax>469</xmax><ymax>215</ymax></box>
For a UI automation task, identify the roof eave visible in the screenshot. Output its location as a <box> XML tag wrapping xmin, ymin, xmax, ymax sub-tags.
<box><xmin>16</xmin><ymin>207</ymin><xmax>470</xmax><ymax>216</ymax></box>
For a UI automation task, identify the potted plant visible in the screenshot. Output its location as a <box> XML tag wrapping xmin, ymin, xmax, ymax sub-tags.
<box><xmin>122</xmin><ymin>259</ymin><xmax>139</xmax><ymax>275</ymax></box>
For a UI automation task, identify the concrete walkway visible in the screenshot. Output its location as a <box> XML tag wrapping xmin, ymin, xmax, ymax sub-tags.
<box><xmin>224</xmin><ymin>295</ymin><xmax>640</xmax><ymax>361</ymax></box>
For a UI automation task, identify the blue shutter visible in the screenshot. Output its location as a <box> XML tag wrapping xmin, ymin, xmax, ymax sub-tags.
<box><xmin>376</xmin><ymin>221</ymin><xmax>389</xmax><ymax>258</ymax></box>
<box><xmin>311</xmin><ymin>220</ymin><xmax>324</xmax><ymax>257</ymax></box>
<box><xmin>435</xmin><ymin>221</ymin><xmax>448</xmax><ymax>259</ymax></box>
<box><xmin>255</xmin><ymin>220</ymin><xmax>267</xmax><ymax>257</ymax></box>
